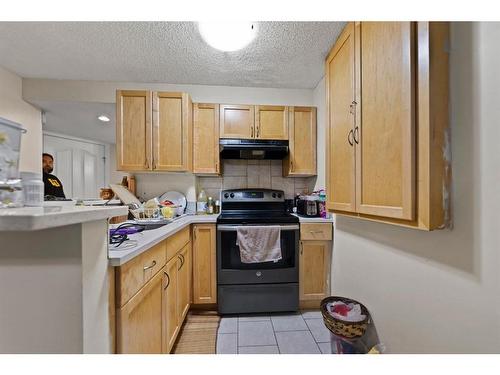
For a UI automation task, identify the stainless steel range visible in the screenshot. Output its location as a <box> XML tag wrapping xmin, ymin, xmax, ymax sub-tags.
<box><xmin>216</xmin><ymin>189</ymin><xmax>300</xmax><ymax>314</ymax></box>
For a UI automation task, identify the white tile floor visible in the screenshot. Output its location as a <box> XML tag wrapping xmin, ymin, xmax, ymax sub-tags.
<box><xmin>216</xmin><ymin>310</ymin><xmax>332</xmax><ymax>354</ymax></box>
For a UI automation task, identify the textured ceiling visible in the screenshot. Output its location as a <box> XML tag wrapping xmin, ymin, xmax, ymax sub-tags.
<box><xmin>0</xmin><ymin>22</ymin><xmax>345</xmax><ymax>89</ymax></box>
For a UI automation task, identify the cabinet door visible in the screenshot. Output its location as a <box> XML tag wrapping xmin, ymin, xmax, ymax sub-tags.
<box><xmin>192</xmin><ymin>224</ymin><xmax>217</xmax><ymax>304</ymax></box>
<box><xmin>116</xmin><ymin>90</ymin><xmax>152</xmax><ymax>171</ymax></box>
<box><xmin>255</xmin><ymin>105</ymin><xmax>288</xmax><ymax>140</ymax></box>
<box><xmin>299</xmin><ymin>241</ymin><xmax>331</xmax><ymax>302</ymax></box>
<box><xmin>219</xmin><ymin>104</ymin><xmax>254</xmax><ymax>139</ymax></box>
<box><xmin>153</xmin><ymin>92</ymin><xmax>192</xmax><ymax>172</ymax></box>
<box><xmin>325</xmin><ymin>23</ymin><xmax>356</xmax><ymax>212</ymax></box>
<box><xmin>284</xmin><ymin>106</ymin><xmax>317</xmax><ymax>176</ymax></box>
<box><xmin>162</xmin><ymin>256</ymin><xmax>179</xmax><ymax>353</ymax></box>
<box><xmin>177</xmin><ymin>243</ymin><xmax>191</xmax><ymax>323</ymax></box>
<box><xmin>193</xmin><ymin>103</ymin><xmax>220</xmax><ymax>174</ymax></box>
<box><xmin>356</xmin><ymin>22</ymin><xmax>415</xmax><ymax>220</ymax></box>
<box><xmin>117</xmin><ymin>270</ymin><xmax>162</xmax><ymax>353</ymax></box>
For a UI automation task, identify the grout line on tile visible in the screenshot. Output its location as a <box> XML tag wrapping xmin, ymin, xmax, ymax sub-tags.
<box><xmin>269</xmin><ymin>314</ymin><xmax>281</xmax><ymax>354</ymax></box>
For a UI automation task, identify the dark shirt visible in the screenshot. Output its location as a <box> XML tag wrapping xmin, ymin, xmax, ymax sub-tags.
<box><xmin>43</xmin><ymin>172</ymin><xmax>66</xmax><ymax>198</ymax></box>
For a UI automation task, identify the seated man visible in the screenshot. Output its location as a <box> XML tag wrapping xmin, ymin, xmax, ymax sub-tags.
<box><xmin>42</xmin><ymin>153</ymin><xmax>66</xmax><ymax>198</ymax></box>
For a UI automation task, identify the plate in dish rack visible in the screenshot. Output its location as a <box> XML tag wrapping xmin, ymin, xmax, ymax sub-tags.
<box><xmin>158</xmin><ymin>191</ymin><xmax>187</xmax><ymax>216</ymax></box>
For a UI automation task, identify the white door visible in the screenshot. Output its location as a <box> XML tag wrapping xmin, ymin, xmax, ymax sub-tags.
<box><xmin>43</xmin><ymin>133</ymin><xmax>106</xmax><ymax>199</ymax></box>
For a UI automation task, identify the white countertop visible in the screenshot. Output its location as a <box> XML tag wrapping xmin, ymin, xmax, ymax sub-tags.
<box><xmin>109</xmin><ymin>214</ymin><xmax>219</xmax><ymax>266</ymax></box>
<box><xmin>109</xmin><ymin>213</ymin><xmax>333</xmax><ymax>266</ymax></box>
<box><xmin>293</xmin><ymin>214</ymin><xmax>334</xmax><ymax>223</ymax></box>
<box><xmin>0</xmin><ymin>205</ymin><xmax>127</xmax><ymax>231</ymax></box>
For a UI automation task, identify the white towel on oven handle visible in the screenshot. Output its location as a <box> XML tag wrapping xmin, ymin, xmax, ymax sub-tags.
<box><xmin>236</xmin><ymin>225</ymin><xmax>282</xmax><ymax>263</ymax></box>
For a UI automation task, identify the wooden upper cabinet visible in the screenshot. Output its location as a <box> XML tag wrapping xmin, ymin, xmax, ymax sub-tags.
<box><xmin>153</xmin><ymin>92</ymin><xmax>192</xmax><ymax>172</ymax></box>
<box><xmin>284</xmin><ymin>106</ymin><xmax>317</xmax><ymax>177</ymax></box>
<box><xmin>193</xmin><ymin>103</ymin><xmax>220</xmax><ymax>175</ymax></box>
<box><xmin>255</xmin><ymin>105</ymin><xmax>288</xmax><ymax>140</ymax></box>
<box><xmin>355</xmin><ymin>22</ymin><xmax>415</xmax><ymax>220</ymax></box>
<box><xmin>219</xmin><ymin>104</ymin><xmax>255</xmax><ymax>139</ymax></box>
<box><xmin>325</xmin><ymin>22</ymin><xmax>450</xmax><ymax>230</ymax></box>
<box><xmin>117</xmin><ymin>269</ymin><xmax>163</xmax><ymax>354</ymax></box>
<box><xmin>192</xmin><ymin>224</ymin><xmax>217</xmax><ymax>305</ymax></box>
<box><xmin>325</xmin><ymin>23</ymin><xmax>356</xmax><ymax>212</ymax></box>
<box><xmin>116</xmin><ymin>90</ymin><xmax>152</xmax><ymax>171</ymax></box>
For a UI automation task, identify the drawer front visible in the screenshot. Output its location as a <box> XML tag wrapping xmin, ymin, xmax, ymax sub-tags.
<box><xmin>166</xmin><ymin>226</ymin><xmax>191</xmax><ymax>261</ymax></box>
<box><xmin>117</xmin><ymin>240</ymin><xmax>167</xmax><ymax>307</ymax></box>
<box><xmin>300</xmin><ymin>223</ymin><xmax>332</xmax><ymax>241</ymax></box>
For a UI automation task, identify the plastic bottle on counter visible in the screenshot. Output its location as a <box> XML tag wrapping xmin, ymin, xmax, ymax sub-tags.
<box><xmin>197</xmin><ymin>189</ymin><xmax>207</xmax><ymax>215</ymax></box>
<box><xmin>207</xmin><ymin>196</ymin><xmax>214</xmax><ymax>214</ymax></box>
<box><xmin>318</xmin><ymin>189</ymin><xmax>327</xmax><ymax>219</ymax></box>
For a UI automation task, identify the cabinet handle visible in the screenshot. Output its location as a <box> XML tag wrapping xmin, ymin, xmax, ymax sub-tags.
<box><xmin>353</xmin><ymin>126</ymin><xmax>360</xmax><ymax>144</ymax></box>
<box><xmin>143</xmin><ymin>260</ymin><xmax>156</xmax><ymax>271</ymax></box>
<box><xmin>309</xmin><ymin>230</ymin><xmax>323</xmax><ymax>234</ymax></box>
<box><xmin>215</xmin><ymin>161</ymin><xmax>219</xmax><ymax>173</ymax></box>
<box><xmin>163</xmin><ymin>271</ymin><xmax>170</xmax><ymax>290</ymax></box>
<box><xmin>251</xmin><ymin>126</ymin><xmax>254</xmax><ymax>138</ymax></box>
<box><xmin>256</xmin><ymin>125</ymin><xmax>260</xmax><ymax>138</ymax></box>
<box><xmin>300</xmin><ymin>243</ymin><xmax>303</xmax><ymax>255</ymax></box>
<box><xmin>290</xmin><ymin>159</ymin><xmax>294</xmax><ymax>172</ymax></box>
<box><xmin>349</xmin><ymin>101</ymin><xmax>357</xmax><ymax>115</ymax></box>
<box><xmin>348</xmin><ymin>129</ymin><xmax>354</xmax><ymax>146</ymax></box>
<box><xmin>144</xmin><ymin>158</ymin><xmax>149</xmax><ymax>169</ymax></box>
<box><xmin>178</xmin><ymin>254</ymin><xmax>185</xmax><ymax>270</ymax></box>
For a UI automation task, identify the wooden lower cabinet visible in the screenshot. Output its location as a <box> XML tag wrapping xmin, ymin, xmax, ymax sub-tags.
<box><xmin>116</xmin><ymin>238</ymin><xmax>193</xmax><ymax>354</ymax></box>
<box><xmin>192</xmin><ymin>224</ymin><xmax>217</xmax><ymax>304</ymax></box>
<box><xmin>162</xmin><ymin>256</ymin><xmax>179</xmax><ymax>353</ymax></box>
<box><xmin>299</xmin><ymin>240</ymin><xmax>332</xmax><ymax>306</ymax></box>
<box><xmin>177</xmin><ymin>243</ymin><xmax>191</xmax><ymax>323</ymax></box>
<box><xmin>117</xmin><ymin>269</ymin><xmax>163</xmax><ymax>354</ymax></box>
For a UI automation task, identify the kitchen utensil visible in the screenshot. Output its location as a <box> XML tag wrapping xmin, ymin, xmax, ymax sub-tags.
<box><xmin>110</xmin><ymin>183</ymin><xmax>141</xmax><ymax>206</ymax></box>
<box><xmin>158</xmin><ymin>191</ymin><xmax>186</xmax><ymax>216</ymax></box>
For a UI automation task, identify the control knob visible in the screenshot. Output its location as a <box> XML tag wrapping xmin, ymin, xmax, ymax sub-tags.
<box><xmin>224</xmin><ymin>193</ymin><xmax>229</xmax><ymax>198</ymax></box>
<box><xmin>230</xmin><ymin>193</ymin><xmax>235</xmax><ymax>198</ymax></box>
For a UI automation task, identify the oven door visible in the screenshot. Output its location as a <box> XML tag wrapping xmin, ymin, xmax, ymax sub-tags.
<box><xmin>217</xmin><ymin>224</ymin><xmax>299</xmax><ymax>285</ymax></box>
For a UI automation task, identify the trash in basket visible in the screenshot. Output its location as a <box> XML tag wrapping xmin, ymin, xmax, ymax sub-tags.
<box><xmin>320</xmin><ymin>296</ymin><xmax>383</xmax><ymax>354</ymax></box>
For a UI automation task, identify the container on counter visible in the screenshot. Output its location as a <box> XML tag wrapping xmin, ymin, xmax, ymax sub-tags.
<box><xmin>214</xmin><ymin>200</ymin><xmax>220</xmax><ymax>214</ymax></box>
<box><xmin>207</xmin><ymin>196</ymin><xmax>214</xmax><ymax>214</ymax></box>
<box><xmin>197</xmin><ymin>189</ymin><xmax>207</xmax><ymax>214</ymax></box>
<box><xmin>21</xmin><ymin>172</ymin><xmax>44</xmax><ymax>207</ymax></box>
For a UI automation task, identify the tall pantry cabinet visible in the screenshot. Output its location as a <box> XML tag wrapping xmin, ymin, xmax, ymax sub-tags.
<box><xmin>326</xmin><ymin>22</ymin><xmax>451</xmax><ymax>230</ymax></box>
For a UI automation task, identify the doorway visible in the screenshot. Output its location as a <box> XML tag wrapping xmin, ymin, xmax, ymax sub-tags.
<box><xmin>43</xmin><ymin>132</ymin><xmax>106</xmax><ymax>199</ymax></box>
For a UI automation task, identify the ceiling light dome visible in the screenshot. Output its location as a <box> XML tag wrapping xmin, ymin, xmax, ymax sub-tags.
<box><xmin>198</xmin><ymin>22</ymin><xmax>257</xmax><ymax>52</ymax></box>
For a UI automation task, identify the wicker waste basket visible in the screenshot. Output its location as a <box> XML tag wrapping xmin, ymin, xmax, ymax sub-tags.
<box><xmin>320</xmin><ymin>296</ymin><xmax>383</xmax><ymax>354</ymax></box>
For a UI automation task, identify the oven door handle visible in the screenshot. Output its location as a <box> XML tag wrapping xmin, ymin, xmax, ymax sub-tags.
<box><xmin>217</xmin><ymin>224</ymin><xmax>300</xmax><ymax>231</ymax></box>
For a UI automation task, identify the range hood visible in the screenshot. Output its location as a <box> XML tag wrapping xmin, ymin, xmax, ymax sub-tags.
<box><xmin>219</xmin><ymin>139</ymin><xmax>289</xmax><ymax>160</ymax></box>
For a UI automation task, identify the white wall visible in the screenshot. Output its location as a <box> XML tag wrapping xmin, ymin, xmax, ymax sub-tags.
<box><xmin>0</xmin><ymin>66</ymin><xmax>42</xmax><ymax>174</ymax></box>
<box><xmin>329</xmin><ymin>22</ymin><xmax>500</xmax><ymax>353</ymax></box>
<box><xmin>22</xmin><ymin>79</ymin><xmax>314</xmax><ymax>106</ymax></box>
<box><xmin>313</xmin><ymin>77</ymin><xmax>326</xmax><ymax>191</ymax></box>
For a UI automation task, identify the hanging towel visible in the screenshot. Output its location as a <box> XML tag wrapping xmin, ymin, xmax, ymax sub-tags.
<box><xmin>236</xmin><ymin>226</ymin><xmax>282</xmax><ymax>263</ymax></box>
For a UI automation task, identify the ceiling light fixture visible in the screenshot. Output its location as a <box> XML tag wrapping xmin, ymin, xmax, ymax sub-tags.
<box><xmin>198</xmin><ymin>22</ymin><xmax>257</xmax><ymax>52</ymax></box>
<box><xmin>98</xmin><ymin>115</ymin><xmax>110</xmax><ymax>123</ymax></box>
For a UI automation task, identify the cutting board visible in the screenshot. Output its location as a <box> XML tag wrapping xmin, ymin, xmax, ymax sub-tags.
<box><xmin>110</xmin><ymin>184</ymin><xmax>141</xmax><ymax>206</ymax></box>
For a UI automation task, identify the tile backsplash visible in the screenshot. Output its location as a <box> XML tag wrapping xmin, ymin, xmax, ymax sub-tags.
<box><xmin>197</xmin><ymin>160</ymin><xmax>317</xmax><ymax>200</ymax></box>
